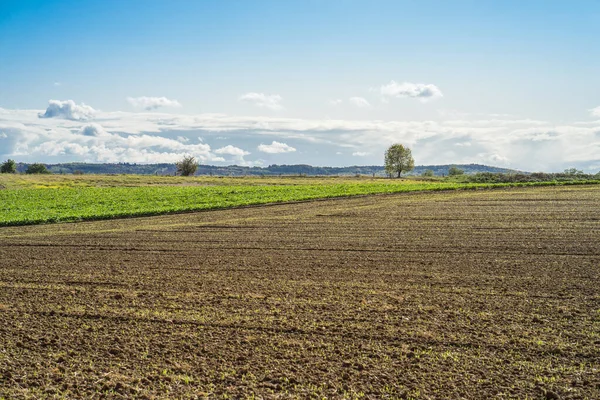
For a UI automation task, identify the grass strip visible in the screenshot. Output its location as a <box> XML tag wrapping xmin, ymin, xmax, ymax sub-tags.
<box><xmin>1</xmin><ymin>180</ymin><xmax>598</xmax><ymax>227</ymax></box>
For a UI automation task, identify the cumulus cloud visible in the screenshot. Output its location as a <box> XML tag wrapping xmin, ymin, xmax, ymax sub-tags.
<box><xmin>214</xmin><ymin>145</ymin><xmax>250</xmax><ymax>156</ymax></box>
<box><xmin>80</xmin><ymin>123</ymin><xmax>109</xmax><ymax>137</ymax></box>
<box><xmin>380</xmin><ymin>81</ymin><xmax>443</xmax><ymax>102</ymax></box>
<box><xmin>590</xmin><ymin>106</ymin><xmax>600</xmax><ymax>117</ymax></box>
<box><xmin>127</xmin><ymin>96</ymin><xmax>182</xmax><ymax>111</ymax></box>
<box><xmin>238</xmin><ymin>93</ymin><xmax>283</xmax><ymax>110</ymax></box>
<box><xmin>349</xmin><ymin>97</ymin><xmax>371</xmax><ymax>108</ymax></box>
<box><xmin>38</xmin><ymin>99</ymin><xmax>95</xmax><ymax>121</ymax></box>
<box><xmin>257</xmin><ymin>141</ymin><xmax>296</xmax><ymax>154</ymax></box>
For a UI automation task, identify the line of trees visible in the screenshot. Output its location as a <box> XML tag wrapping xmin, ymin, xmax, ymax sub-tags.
<box><xmin>1</xmin><ymin>159</ymin><xmax>50</xmax><ymax>174</ymax></box>
<box><xmin>3</xmin><ymin>153</ymin><xmax>597</xmax><ymax>178</ymax></box>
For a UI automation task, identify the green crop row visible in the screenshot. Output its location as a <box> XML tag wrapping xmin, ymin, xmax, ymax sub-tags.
<box><xmin>1</xmin><ymin>180</ymin><xmax>598</xmax><ymax>226</ymax></box>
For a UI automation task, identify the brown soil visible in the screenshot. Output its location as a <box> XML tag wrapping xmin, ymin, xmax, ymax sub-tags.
<box><xmin>1</xmin><ymin>186</ymin><xmax>599</xmax><ymax>399</ymax></box>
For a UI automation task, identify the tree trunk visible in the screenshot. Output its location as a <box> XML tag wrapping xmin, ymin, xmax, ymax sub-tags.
<box><xmin>397</xmin><ymin>170</ymin><xmax>402</xmax><ymax>178</ymax></box>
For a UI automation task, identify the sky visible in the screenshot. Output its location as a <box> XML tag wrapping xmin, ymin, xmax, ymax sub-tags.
<box><xmin>1</xmin><ymin>0</ymin><xmax>599</xmax><ymax>172</ymax></box>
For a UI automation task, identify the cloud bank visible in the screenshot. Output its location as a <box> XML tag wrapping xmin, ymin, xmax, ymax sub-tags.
<box><xmin>2</xmin><ymin>103</ymin><xmax>599</xmax><ymax>172</ymax></box>
<box><xmin>127</xmin><ymin>96</ymin><xmax>182</xmax><ymax>111</ymax></box>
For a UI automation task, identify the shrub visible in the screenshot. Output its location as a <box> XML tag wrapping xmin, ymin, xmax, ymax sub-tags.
<box><xmin>448</xmin><ymin>166</ymin><xmax>464</xmax><ymax>176</ymax></box>
<box><xmin>26</xmin><ymin>163</ymin><xmax>50</xmax><ymax>174</ymax></box>
<box><xmin>176</xmin><ymin>156</ymin><xmax>198</xmax><ymax>176</ymax></box>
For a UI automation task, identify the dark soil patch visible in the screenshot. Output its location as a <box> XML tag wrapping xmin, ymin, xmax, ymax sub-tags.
<box><xmin>1</xmin><ymin>186</ymin><xmax>599</xmax><ymax>399</ymax></box>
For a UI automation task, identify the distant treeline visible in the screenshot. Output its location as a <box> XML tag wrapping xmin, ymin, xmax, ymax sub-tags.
<box><xmin>15</xmin><ymin>162</ymin><xmax>521</xmax><ymax>176</ymax></box>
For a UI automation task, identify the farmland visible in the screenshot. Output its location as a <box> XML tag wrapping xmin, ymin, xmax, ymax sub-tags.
<box><xmin>1</xmin><ymin>185</ymin><xmax>599</xmax><ymax>399</ymax></box>
<box><xmin>1</xmin><ymin>174</ymin><xmax>598</xmax><ymax>226</ymax></box>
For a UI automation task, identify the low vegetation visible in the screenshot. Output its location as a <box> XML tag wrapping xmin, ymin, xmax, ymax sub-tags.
<box><xmin>2</xmin><ymin>177</ymin><xmax>599</xmax><ymax>226</ymax></box>
<box><xmin>454</xmin><ymin>171</ymin><xmax>600</xmax><ymax>184</ymax></box>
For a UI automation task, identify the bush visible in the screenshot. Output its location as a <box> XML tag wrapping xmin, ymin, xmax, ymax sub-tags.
<box><xmin>421</xmin><ymin>169</ymin><xmax>434</xmax><ymax>177</ymax></box>
<box><xmin>448</xmin><ymin>166</ymin><xmax>464</xmax><ymax>176</ymax></box>
<box><xmin>564</xmin><ymin>168</ymin><xmax>584</xmax><ymax>176</ymax></box>
<box><xmin>26</xmin><ymin>163</ymin><xmax>50</xmax><ymax>174</ymax></box>
<box><xmin>1</xmin><ymin>159</ymin><xmax>17</xmax><ymax>173</ymax></box>
<box><xmin>176</xmin><ymin>156</ymin><xmax>198</xmax><ymax>176</ymax></box>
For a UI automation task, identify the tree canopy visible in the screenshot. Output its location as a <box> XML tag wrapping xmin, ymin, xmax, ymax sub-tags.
<box><xmin>448</xmin><ymin>165</ymin><xmax>465</xmax><ymax>176</ymax></box>
<box><xmin>384</xmin><ymin>144</ymin><xmax>415</xmax><ymax>178</ymax></box>
<box><xmin>26</xmin><ymin>163</ymin><xmax>50</xmax><ymax>174</ymax></box>
<box><xmin>0</xmin><ymin>159</ymin><xmax>17</xmax><ymax>173</ymax></box>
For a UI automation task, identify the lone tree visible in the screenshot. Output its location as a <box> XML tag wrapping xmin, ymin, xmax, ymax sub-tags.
<box><xmin>0</xmin><ymin>159</ymin><xmax>17</xmax><ymax>173</ymax></box>
<box><xmin>176</xmin><ymin>155</ymin><xmax>198</xmax><ymax>176</ymax></box>
<box><xmin>384</xmin><ymin>144</ymin><xmax>414</xmax><ymax>178</ymax></box>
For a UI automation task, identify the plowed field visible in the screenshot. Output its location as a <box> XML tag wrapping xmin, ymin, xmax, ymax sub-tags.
<box><xmin>1</xmin><ymin>186</ymin><xmax>599</xmax><ymax>399</ymax></box>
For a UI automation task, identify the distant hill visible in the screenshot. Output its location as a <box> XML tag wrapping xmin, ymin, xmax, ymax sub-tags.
<box><xmin>15</xmin><ymin>162</ymin><xmax>523</xmax><ymax>176</ymax></box>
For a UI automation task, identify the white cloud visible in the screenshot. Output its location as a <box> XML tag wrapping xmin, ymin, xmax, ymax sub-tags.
<box><xmin>380</xmin><ymin>81</ymin><xmax>443</xmax><ymax>102</ymax></box>
<box><xmin>80</xmin><ymin>123</ymin><xmax>109</xmax><ymax>137</ymax></box>
<box><xmin>53</xmin><ymin>82</ymin><xmax>61</xmax><ymax>87</ymax></box>
<box><xmin>214</xmin><ymin>145</ymin><xmax>250</xmax><ymax>156</ymax></box>
<box><xmin>352</xmin><ymin>151</ymin><xmax>369</xmax><ymax>156</ymax></box>
<box><xmin>454</xmin><ymin>142</ymin><xmax>471</xmax><ymax>147</ymax></box>
<box><xmin>238</xmin><ymin>93</ymin><xmax>283</xmax><ymax>110</ymax></box>
<box><xmin>176</xmin><ymin>136</ymin><xmax>189</xmax><ymax>143</ymax></box>
<box><xmin>38</xmin><ymin>99</ymin><xmax>95</xmax><ymax>121</ymax></box>
<box><xmin>590</xmin><ymin>106</ymin><xmax>600</xmax><ymax>117</ymax></box>
<box><xmin>257</xmin><ymin>141</ymin><xmax>296</xmax><ymax>154</ymax></box>
<box><xmin>0</xmin><ymin>132</ymin><xmax>7</xmax><ymax>139</ymax></box>
<box><xmin>349</xmin><ymin>97</ymin><xmax>371</xmax><ymax>108</ymax></box>
<box><xmin>127</xmin><ymin>96</ymin><xmax>182</xmax><ymax>111</ymax></box>
<box><xmin>329</xmin><ymin>99</ymin><xmax>343</xmax><ymax>106</ymax></box>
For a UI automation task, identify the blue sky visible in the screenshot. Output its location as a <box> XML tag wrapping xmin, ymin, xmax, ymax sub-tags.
<box><xmin>1</xmin><ymin>0</ymin><xmax>599</xmax><ymax>171</ymax></box>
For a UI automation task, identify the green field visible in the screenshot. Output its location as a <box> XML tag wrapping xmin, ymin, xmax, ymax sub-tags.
<box><xmin>1</xmin><ymin>174</ymin><xmax>599</xmax><ymax>226</ymax></box>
